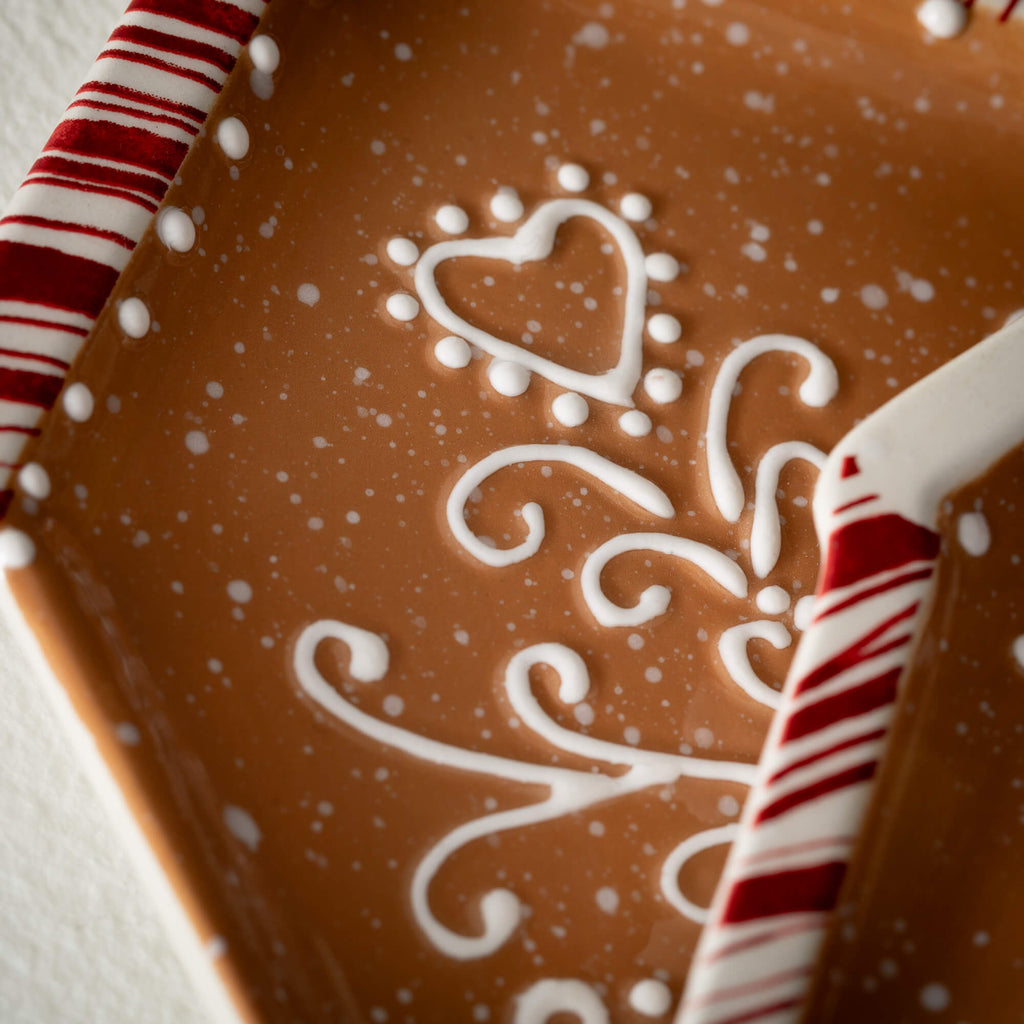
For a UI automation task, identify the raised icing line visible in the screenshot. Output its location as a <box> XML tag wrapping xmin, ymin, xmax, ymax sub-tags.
<box><xmin>446</xmin><ymin>445</ymin><xmax>675</xmax><ymax>568</ymax></box>
<box><xmin>514</xmin><ymin>979</ymin><xmax>609</xmax><ymax>1024</ymax></box>
<box><xmin>717</xmin><ymin>621</ymin><xmax>791</xmax><ymax>710</ymax></box>
<box><xmin>660</xmin><ymin>824</ymin><xmax>739</xmax><ymax>924</ymax></box>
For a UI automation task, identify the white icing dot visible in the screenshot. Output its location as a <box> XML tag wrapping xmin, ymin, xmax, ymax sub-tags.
<box><xmin>383</xmin><ymin>694</ymin><xmax>405</xmax><ymax>717</ymax></box>
<box><xmin>552</xmin><ymin>392</ymin><xmax>589</xmax><ymax>427</ymax></box>
<box><xmin>386</xmin><ymin>292</ymin><xmax>419</xmax><ymax>321</ymax></box>
<box><xmin>489</xmin><ymin>188</ymin><xmax>524</xmax><ymax>222</ymax></box>
<box><xmin>223</xmin><ymin>805</ymin><xmax>261</xmax><ymax>851</ymax></box>
<box><xmin>794</xmin><ymin>595</ymin><xmax>816</xmax><ymax>631</ymax></box>
<box><xmin>645</xmin><ymin>252</ymin><xmax>680</xmax><ymax>282</ymax></box>
<box><xmin>435</xmin><ymin>204</ymin><xmax>469</xmax><ymax>234</ymax></box>
<box><xmin>957</xmin><ymin>512</ymin><xmax>990</xmax><ymax>556</ymax></box>
<box><xmin>910</xmin><ymin>278</ymin><xmax>936</xmax><ymax>302</ymax></box>
<box><xmin>156</xmin><ymin>207</ymin><xmax>196</xmax><ymax>253</ymax></box>
<box><xmin>488</xmin><ymin>360</ymin><xmax>530</xmax><ymax>397</ymax></box>
<box><xmin>919</xmin><ymin>983</ymin><xmax>951</xmax><ymax>1013</ymax></box>
<box><xmin>573</xmin><ymin>21</ymin><xmax>611</xmax><ymax>48</ymax></box>
<box><xmin>860</xmin><ymin>284</ymin><xmax>889</xmax><ymax>310</ymax></box>
<box><xmin>628</xmin><ymin>979</ymin><xmax>673</xmax><ymax>1017</ymax></box>
<box><xmin>216</xmin><ymin>117</ymin><xmax>250</xmax><ymax>161</ymax></box>
<box><xmin>115</xmin><ymin>722</ymin><xmax>141</xmax><ymax>746</ymax></box>
<box><xmin>206</xmin><ymin>381</ymin><xmax>224</xmax><ymax>399</ymax></box>
<box><xmin>185</xmin><ymin>430</ymin><xmax>209</xmax><ymax>455</ymax></box>
<box><xmin>434</xmin><ymin>335</ymin><xmax>472</xmax><ymax>369</ymax></box>
<box><xmin>718</xmin><ymin>794</ymin><xmax>741</xmax><ymax>817</ymax></box>
<box><xmin>620</xmin><ymin>192</ymin><xmax>653</xmax><ymax>222</ymax></box>
<box><xmin>297</xmin><ymin>283</ymin><xmax>320</xmax><ymax>307</ymax></box>
<box><xmin>117</xmin><ymin>297</ymin><xmax>151</xmax><ymax>339</ymax></box>
<box><xmin>227</xmin><ymin>579</ymin><xmax>253</xmax><ymax>604</ymax></box>
<box><xmin>726</xmin><ymin>21</ymin><xmax>751</xmax><ymax>45</ymax></box>
<box><xmin>741</xmin><ymin>241</ymin><xmax>768</xmax><ymax>262</ymax></box>
<box><xmin>595</xmin><ymin>886</ymin><xmax>619</xmax><ymax>914</ymax></box>
<box><xmin>619</xmin><ymin>410</ymin><xmax>652</xmax><ymax>437</ymax></box>
<box><xmin>386</xmin><ymin>237</ymin><xmax>419</xmax><ymax>266</ymax></box>
<box><xmin>643</xmin><ymin>368</ymin><xmax>683</xmax><ymax>404</ymax></box>
<box><xmin>63</xmin><ymin>382</ymin><xmax>95</xmax><ymax>423</ymax></box>
<box><xmin>18</xmin><ymin>463</ymin><xmax>50</xmax><ymax>501</ymax></box>
<box><xmin>556</xmin><ymin>162</ymin><xmax>590</xmax><ymax>192</ymax></box>
<box><xmin>394</xmin><ymin>42</ymin><xmax>413</xmax><ymax>61</ymax></box>
<box><xmin>249</xmin><ymin>35</ymin><xmax>280</xmax><ymax>74</ymax></box>
<box><xmin>756</xmin><ymin>586</ymin><xmax>791</xmax><ymax>615</ymax></box>
<box><xmin>0</xmin><ymin>528</ymin><xmax>35</xmax><ymax>570</ymax></box>
<box><xmin>917</xmin><ymin>0</ymin><xmax>969</xmax><ymax>39</ymax></box>
<box><xmin>647</xmin><ymin>313</ymin><xmax>682</xmax><ymax>343</ymax></box>
<box><xmin>1013</xmin><ymin>636</ymin><xmax>1024</xmax><ymax>671</ymax></box>
<box><xmin>821</xmin><ymin>287</ymin><xmax>840</xmax><ymax>304</ymax></box>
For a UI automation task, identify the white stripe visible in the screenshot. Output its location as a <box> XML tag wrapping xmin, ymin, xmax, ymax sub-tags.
<box><xmin>0</xmin><ymin>221</ymin><xmax>133</xmax><ymax>272</ymax></box>
<box><xmin>62</xmin><ymin>106</ymin><xmax>195</xmax><ymax>148</ymax></box>
<box><xmin>812</xmin><ymin>558</ymin><xmax>934</xmax><ymax>618</ymax></box>
<box><xmin>226</xmin><ymin>0</ymin><xmax>268</xmax><ymax>17</ymax></box>
<box><xmin>99</xmin><ymin>39</ymin><xmax>231</xmax><ymax>83</ymax></box>
<box><xmin>7</xmin><ymin>183</ymin><xmax>154</xmax><ymax>244</ymax></box>
<box><xmin>30</xmin><ymin>148</ymin><xmax>168</xmax><ymax>185</ymax></box>
<box><xmin>738</xmin><ymin>835</ymin><xmax>854</xmax><ymax>878</ymax></box>
<box><xmin>88</xmin><ymin>56</ymin><xmax>221</xmax><ymax>109</ymax></box>
<box><xmin>24</xmin><ymin>170</ymin><xmax>162</xmax><ymax>209</ymax></box>
<box><xmin>0</xmin><ymin>353</ymin><xmax>66</xmax><ymax>379</ymax></box>
<box><xmin>768</xmin><ymin>704</ymin><xmax>892</xmax><ymax>776</ymax></box>
<box><xmin>0</xmin><ymin>321</ymin><xmax>84</xmax><ymax>367</ymax></box>
<box><xmin>72</xmin><ymin>88</ymin><xmax>204</xmax><ymax>129</ymax></box>
<box><xmin>787</xmin><ymin>640</ymin><xmax>909</xmax><ymax>716</ymax></box>
<box><xmin>117</xmin><ymin>10</ymin><xmax>245</xmax><ymax>53</ymax></box>
<box><xmin>0</xmin><ymin>303</ymin><xmax>94</xmax><ymax>333</ymax></box>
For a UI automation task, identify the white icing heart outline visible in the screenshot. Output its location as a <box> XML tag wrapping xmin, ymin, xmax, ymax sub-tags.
<box><xmin>414</xmin><ymin>198</ymin><xmax>648</xmax><ymax>407</ymax></box>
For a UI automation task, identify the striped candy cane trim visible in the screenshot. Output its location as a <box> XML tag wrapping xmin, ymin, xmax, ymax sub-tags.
<box><xmin>0</xmin><ymin>0</ymin><xmax>268</xmax><ymax>519</ymax></box>
<box><xmin>678</xmin><ymin>314</ymin><xmax>1024</xmax><ymax>1024</ymax></box>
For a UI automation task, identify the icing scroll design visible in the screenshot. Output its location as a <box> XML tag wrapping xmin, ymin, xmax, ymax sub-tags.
<box><xmin>293</xmin><ymin>624</ymin><xmax>756</xmax><ymax>959</ymax></box>
<box><xmin>514</xmin><ymin>978</ymin><xmax>610</xmax><ymax>1024</ymax></box>
<box><xmin>447</xmin><ymin>444</ymin><xmax>675</xmax><ymax>567</ymax></box>
<box><xmin>705</xmin><ymin>335</ymin><xmax>838</xmax><ymax>523</ymax></box>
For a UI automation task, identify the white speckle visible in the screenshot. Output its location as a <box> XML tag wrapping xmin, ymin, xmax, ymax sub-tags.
<box><xmin>620</xmin><ymin>192</ymin><xmax>653</xmax><ymax>222</ymax></box>
<box><xmin>115</xmin><ymin>722</ymin><xmax>141</xmax><ymax>746</ymax></box>
<box><xmin>718</xmin><ymin>794</ymin><xmax>741</xmax><ymax>817</ymax></box>
<box><xmin>756</xmin><ymin>586</ymin><xmax>791</xmax><ymax>615</ymax></box>
<box><xmin>370</xmin><ymin>140</ymin><xmax>386</xmax><ymax>156</ymax></box>
<box><xmin>860</xmin><ymin>284</ymin><xmax>889</xmax><ymax>310</ymax></box>
<box><xmin>18</xmin><ymin>463</ymin><xmax>50</xmax><ymax>500</ymax></box>
<box><xmin>694</xmin><ymin>727</ymin><xmax>715</xmax><ymax>749</ymax></box>
<box><xmin>595</xmin><ymin>886</ymin><xmax>619</xmax><ymax>914</ymax></box>
<box><xmin>957</xmin><ymin>512</ymin><xmax>990</xmax><ymax>556</ymax></box>
<box><xmin>645</xmin><ymin>252</ymin><xmax>680</xmax><ymax>282</ymax></box>
<box><xmin>434</xmin><ymin>335</ymin><xmax>472</xmax><ymax>369</ymax></box>
<box><xmin>386</xmin><ymin>237</ymin><xmax>419</xmax><ymax>266</ymax></box>
<box><xmin>223</xmin><ymin>805</ymin><xmax>262</xmax><ymax>851</ymax></box>
<box><xmin>647</xmin><ymin>313</ymin><xmax>682</xmax><ymax>343</ymax></box>
<box><xmin>619</xmin><ymin>410</ymin><xmax>652</xmax><ymax>437</ymax></box>
<box><xmin>157</xmin><ymin>207</ymin><xmax>197</xmax><ymax>253</ymax></box>
<box><xmin>297</xmin><ymin>283</ymin><xmax>320</xmax><ymax>307</ymax></box>
<box><xmin>394</xmin><ymin>42</ymin><xmax>413</xmax><ymax>61</ymax></box>
<box><xmin>346</xmin><ymin>510</ymin><xmax>361</xmax><ymax>525</ymax></box>
<box><xmin>1012</xmin><ymin>636</ymin><xmax>1024</xmax><ymax>672</ymax></box>
<box><xmin>557</xmin><ymin>162</ymin><xmax>590</xmax><ymax>192</ymax></box>
<box><xmin>435</xmin><ymin>204</ymin><xmax>469</xmax><ymax>234</ymax></box>
<box><xmin>207</xmin><ymin>658</ymin><xmax>223</xmax><ymax>674</ymax></box>
<box><xmin>744</xmin><ymin>90</ymin><xmax>775</xmax><ymax>113</ymax></box>
<box><xmin>821</xmin><ymin>287</ymin><xmax>840</xmax><ymax>304</ymax></box>
<box><xmin>185</xmin><ymin>430</ymin><xmax>209</xmax><ymax>455</ymax></box>
<box><xmin>552</xmin><ymin>391</ymin><xmax>589</xmax><ymax>427</ymax></box>
<box><xmin>574</xmin><ymin>704</ymin><xmax>595</xmax><ymax>726</ymax></box>
<box><xmin>488</xmin><ymin>360</ymin><xmax>530</xmax><ymax>397</ymax></box>
<box><xmin>117</xmin><ymin>297</ymin><xmax>150</xmax><ymax>339</ymax></box>
<box><xmin>216</xmin><ymin>117</ymin><xmax>249</xmax><ymax>161</ymax></box>
<box><xmin>725</xmin><ymin>21</ymin><xmax>751</xmax><ymax>45</ymax></box>
<box><xmin>974</xmin><ymin>930</ymin><xmax>991</xmax><ymax>947</ymax></box>
<box><xmin>749</xmin><ymin>223</ymin><xmax>770</xmax><ymax>242</ymax></box>
<box><xmin>807</xmin><ymin>219</ymin><xmax>824</xmax><ymax>235</ymax></box>
<box><xmin>741</xmin><ymin>241</ymin><xmax>767</xmax><ymax>263</ymax></box>
<box><xmin>205</xmin><ymin>936</ymin><xmax>228</xmax><ymax>960</ymax></box>
<box><xmin>794</xmin><ymin>596</ymin><xmax>816</xmax><ymax>631</ymax></box>
<box><xmin>227</xmin><ymin>579</ymin><xmax>253</xmax><ymax>604</ymax></box>
<box><xmin>627</xmin><ymin>633</ymin><xmax>645</xmax><ymax>650</ymax></box>
<box><xmin>249</xmin><ymin>35</ymin><xmax>280</xmax><ymax>73</ymax></box>
<box><xmin>919</xmin><ymin>983</ymin><xmax>951</xmax><ymax>1013</ymax></box>
<box><xmin>383</xmin><ymin>694</ymin><xmax>405</xmax><ymax>717</ymax></box>
<box><xmin>63</xmin><ymin>382</ymin><xmax>94</xmax><ymax>423</ymax></box>
<box><xmin>454</xmin><ymin>629</ymin><xmax>470</xmax><ymax>646</ymax></box>
<box><xmin>572</xmin><ymin>21</ymin><xmax>610</xmax><ymax>48</ymax></box>
<box><xmin>917</xmin><ymin>0</ymin><xmax>969</xmax><ymax>39</ymax></box>
<box><xmin>385</xmin><ymin>292</ymin><xmax>419</xmax><ymax>322</ymax></box>
<box><xmin>643</xmin><ymin>368</ymin><xmax>682</xmax><ymax>404</ymax></box>
<box><xmin>628</xmin><ymin>978</ymin><xmax>673</xmax><ymax>1017</ymax></box>
<box><xmin>910</xmin><ymin>278</ymin><xmax>936</xmax><ymax>302</ymax></box>
<box><xmin>489</xmin><ymin>187</ymin><xmax>524</xmax><ymax>223</ymax></box>
<box><xmin>132</xmin><ymin>530</ymin><xmax>149</xmax><ymax>548</ymax></box>
<box><xmin>0</xmin><ymin>529</ymin><xmax>35</xmax><ymax>570</ymax></box>
<box><xmin>624</xmin><ymin>725</ymin><xmax>642</xmax><ymax>745</ymax></box>
<box><xmin>206</xmin><ymin>381</ymin><xmax>224</xmax><ymax>399</ymax></box>
<box><xmin>645</xmin><ymin>667</ymin><xmax>662</xmax><ymax>683</ymax></box>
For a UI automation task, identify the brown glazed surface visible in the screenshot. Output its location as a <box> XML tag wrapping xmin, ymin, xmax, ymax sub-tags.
<box><xmin>4</xmin><ymin>1</ymin><xmax>1024</xmax><ymax>1020</ymax></box>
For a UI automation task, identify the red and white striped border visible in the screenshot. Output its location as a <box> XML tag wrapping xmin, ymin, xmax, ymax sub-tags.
<box><xmin>0</xmin><ymin>0</ymin><xmax>268</xmax><ymax>519</ymax></box>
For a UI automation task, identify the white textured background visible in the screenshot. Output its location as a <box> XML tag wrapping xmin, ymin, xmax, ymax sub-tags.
<box><xmin>0</xmin><ymin>2</ymin><xmax>204</xmax><ymax>1020</ymax></box>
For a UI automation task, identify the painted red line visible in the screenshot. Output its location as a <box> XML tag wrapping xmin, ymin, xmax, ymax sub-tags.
<box><xmin>25</xmin><ymin>176</ymin><xmax>161</xmax><ymax>214</ymax></box>
<box><xmin>29</xmin><ymin>154</ymin><xmax>167</xmax><ymax>201</ymax></box>
<box><xmin>109</xmin><ymin>24</ymin><xmax>236</xmax><ymax>72</ymax></box>
<box><xmin>839</xmin><ymin>455</ymin><xmax>859</xmax><ymax>478</ymax></box>
<box><xmin>126</xmin><ymin>0</ymin><xmax>260</xmax><ymax>43</ymax></box>
<box><xmin>756</xmin><ymin>760</ymin><xmax>878</xmax><ymax>826</ymax></box>
<box><xmin>78</xmin><ymin>80</ymin><xmax>206</xmax><ymax>124</ymax></box>
<box><xmin>740</xmin><ymin>834</ymin><xmax>856</xmax><ymax>869</ymax></box>
<box><xmin>705</xmin><ymin>997</ymin><xmax>805</xmax><ymax>1024</ymax></box>
<box><xmin>0</xmin><ymin>241</ymin><xmax>119</xmax><ymax>318</ymax></box>
<box><xmin>47</xmin><ymin>119</ymin><xmax>186</xmax><ymax>180</ymax></box>
<box><xmin>833</xmin><ymin>493</ymin><xmax>879</xmax><ymax>514</ymax></box>
<box><xmin>768</xmin><ymin>728</ymin><xmax>887</xmax><ymax>786</ymax></box>
<box><xmin>0</xmin><ymin>367</ymin><xmax>65</xmax><ymax>409</ymax></box>
<box><xmin>815</xmin><ymin>566</ymin><xmax>933</xmax><ymax>623</ymax></box>
<box><xmin>689</xmin><ymin>966</ymin><xmax>811</xmax><ymax>1010</ymax></box>
<box><xmin>785</xmin><ymin>667</ymin><xmax>902</xmax><ymax>743</ymax></box>
<box><xmin>2</xmin><ymin>215</ymin><xmax>136</xmax><ymax>252</ymax></box>
<box><xmin>0</xmin><ymin>462</ymin><xmax>24</xmax><ymax>471</ymax></box>
<box><xmin>1001</xmin><ymin>0</ymin><xmax>1021</xmax><ymax>21</ymax></box>
<box><xmin>0</xmin><ymin>426</ymin><xmax>42</xmax><ymax>437</ymax></box>
<box><xmin>68</xmin><ymin>98</ymin><xmax>200</xmax><ymax>137</ymax></box>
<box><xmin>0</xmin><ymin>315</ymin><xmax>88</xmax><ymax>338</ymax></box>
<box><xmin>702</xmin><ymin>915</ymin><xmax>824</xmax><ymax>965</ymax></box>
<box><xmin>0</xmin><ymin>347</ymin><xmax>71</xmax><ymax>371</ymax></box>
<box><xmin>97</xmin><ymin>47</ymin><xmax>223</xmax><ymax>93</ymax></box>
<box><xmin>820</xmin><ymin>513</ymin><xmax>940</xmax><ymax>592</ymax></box>
<box><xmin>723</xmin><ymin>861</ymin><xmax>848</xmax><ymax>924</ymax></box>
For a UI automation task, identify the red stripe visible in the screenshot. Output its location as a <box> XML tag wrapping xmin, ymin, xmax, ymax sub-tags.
<box><xmin>785</xmin><ymin>667</ymin><xmax>902</xmax><ymax>743</ymax></box>
<box><xmin>0</xmin><ymin>241</ymin><xmax>119</xmax><ymax>318</ymax></box>
<box><xmin>839</xmin><ymin>455</ymin><xmax>859</xmax><ymax>479</ymax></box>
<box><xmin>97</xmin><ymin>47</ymin><xmax>224</xmax><ymax>93</ymax></box>
<box><xmin>704</xmin><ymin>916</ymin><xmax>823</xmax><ymax>965</ymax></box>
<box><xmin>722</xmin><ymin>861</ymin><xmax>848</xmax><ymax>924</ymax></box>
<box><xmin>19</xmin><ymin>176</ymin><xmax>159</xmax><ymax>214</ymax></box>
<box><xmin>0</xmin><ymin>490</ymin><xmax>12</xmax><ymax>518</ymax></box>
<box><xmin>0</xmin><ymin>462</ymin><xmax>24</xmax><ymax>471</ymax></box>
<box><xmin>815</xmin><ymin>566</ymin><xmax>933</xmax><ymax>623</ymax></box>
<box><xmin>47</xmin><ymin>116</ymin><xmax>188</xmax><ymax>180</ymax></box>
<box><xmin>833</xmin><ymin>493</ymin><xmax>879</xmax><ymax>514</ymax></box>
<box><xmin>1001</xmin><ymin>0</ymin><xmax>1021</xmax><ymax>20</ymax></box>
<box><xmin>78</xmin><ymin>80</ymin><xmax>206</xmax><ymax>124</ymax></box>
<box><xmin>68</xmin><ymin>98</ymin><xmax>199</xmax><ymax>137</ymax></box>
<box><xmin>0</xmin><ymin>367</ymin><xmax>65</xmax><ymax>409</ymax></box>
<box><xmin>0</xmin><ymin>314</ymin><xmax>88</xmax><ymax>337</ymax></box>
<box><xmin>755</xmin><ymin>760</ymin><xmax>878</xmax><ymax>825</ymax></box>
<box><xmin>3</xmin><ymin>215</ymin><xmax>136</xmax><ymax>252</ymax></box>
<box><xmin>692</xmin><ymin>966</ymin><xmax>810</xmax><ymax>1011</ymax></box>
<box><xmin>29</xmin><ymin>154</ymin><xmax>167</xmax><ymax>201</ymax></box>
<box><xmin>706</xmin><ymin>998</ymin><xmax>805</xmax><ymax>1024</ymax></box>
<box><xmin>125</xmin><ymin>0</ymin><xmax>260</xmax><ymax>43</ymax></box>
<box><xmin>768</xmin><ymin>728</ymin><xmax>887</xmax><ymax>785</ymax></box>
<box><xmin>820</xmin><ymin>513</ymin><xmax>940</xmax><ymax>592</ymax></box>
<box><xmin>109</xmin><ymin>24</ymin><xmax>236</xmax><ymax>72</ymax></box>
<box><xmin>0</xmin><ymin>347</ymin><xmax>71</xmax><ymax>372</ymax></box>
<box><xmin>0</xmin><ymin>425</ymin><xmax>42</xmax><ymax>436</ymax></box>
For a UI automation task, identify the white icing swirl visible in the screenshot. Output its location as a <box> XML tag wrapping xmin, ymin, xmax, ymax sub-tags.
<box><xmin>659</xmin><ymin>824</ymin><xmax>739</xmax><ymax>924</ymax></box>
<box><xmin>446</xmin><ymin>445</ymin><xmax>674</xmax><ymax>568</ymax></box>
<box><xmin>514</xmin><ymin>979</ymin><xmax>609</xmax><ymax>1024</ymax></box>
<box><xmin>717</xmin><ymin>621</ymin><xmax>791</xmax><ymax>710</ymax></box>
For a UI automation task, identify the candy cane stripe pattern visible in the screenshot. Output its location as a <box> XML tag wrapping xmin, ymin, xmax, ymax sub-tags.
<box><xmin>0</xmin><ymin>0</ymin><xmax>268</xmax><ymax>520</ymax></box>
<box><xmin>678</xmin><ymin>314</ymin><xmax>1024</xmax><ymax>1024</ymax></box>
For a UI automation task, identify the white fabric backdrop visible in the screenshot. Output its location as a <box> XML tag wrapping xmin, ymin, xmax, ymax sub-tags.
<box><xmin>0</xmin><ymin>2</ymin><xmax>205</xmax><ymax>1020</ymax></box>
